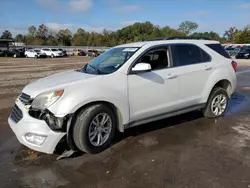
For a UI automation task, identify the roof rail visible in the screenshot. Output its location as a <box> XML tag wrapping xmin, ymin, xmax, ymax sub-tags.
<box><xmin>167</xmin><ymin>36</ymin><xmax>212</xmax><ymax>40</ymax></box>
<box><xmin>145</xmin><ymin>36</ymin><xmax>212</xmax><ymax>41</ymax></box>
<box><xmin>145</xmin><ymin>37</ymin><xmax>168</xmax><ymax>41</ymax></box>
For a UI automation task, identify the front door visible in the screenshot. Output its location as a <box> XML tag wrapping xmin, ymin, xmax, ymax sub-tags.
<box><xmin>128</xmin><ymin>46</ymin><xmax>180</xmax><ymax>123</ymax></box>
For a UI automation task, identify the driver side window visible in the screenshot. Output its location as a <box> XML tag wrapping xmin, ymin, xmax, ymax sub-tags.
<box><xmin>136</xmin><ymin>46</ymin><xmax>170</xmax><ymax>70</ymax></box>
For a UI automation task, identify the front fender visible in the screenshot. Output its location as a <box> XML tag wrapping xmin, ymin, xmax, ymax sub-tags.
<box><xmin>48</xmin><ymin>85</ymin><xmax>130</xmax><ymax>125</ymax></box>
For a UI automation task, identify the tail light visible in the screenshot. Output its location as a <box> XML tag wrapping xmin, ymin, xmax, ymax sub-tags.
<box><xmin>231</xmin><ymin>60</ymin><xmax>237</xmax><ymax>72</ymax></box>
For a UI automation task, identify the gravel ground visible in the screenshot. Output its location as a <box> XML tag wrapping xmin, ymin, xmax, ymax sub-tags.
<box><xmin>1</xmin><ymin>57</ymin><xmax>250</xmax><ymax>188</ymax></box>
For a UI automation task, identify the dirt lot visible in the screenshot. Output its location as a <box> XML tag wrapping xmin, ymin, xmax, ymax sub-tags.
<box><xmin>1</xmin><ymin>57</ymin><xmax>250</xmax><ymax>188</ymax></box>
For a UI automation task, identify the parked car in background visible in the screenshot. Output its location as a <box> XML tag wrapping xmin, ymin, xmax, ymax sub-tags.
<box><xmin>0</xmin><ymin>49</ymin><xmax>5</xmax><ymax>57</ymax></box>
<box><xmin>87</xmin><ymin>49</ymin><xmax>99</xmax><ymax>57</ymax></box>
<box><xmin>24</xmin><ymin>47</ymin><xmax>33</xmax><ymax>52</ymax></box>
<box><xmin>58</xmin><ymin>48</ymin><xmax>68</xmax><ymax>57</ymax></box>
<box><xmin>3</xmin><ymin>48</ymin><xmax>25</xmax><ymax>58</ymax></box>
<box><xmin>72</xmin><ymin>49</ymin><xmax>86</xmax><ymax>56</ymax></box>
<box><xmin>235</xmin><ymin>48</ymin><xmax>250</xmax><ymax>59</ymax></box>
<box><xmin>40</xmin><ymin>48</ymin><xmax>63</xmax><ymax>58</ymax></box>
<box><xmin>225</xmin><ymin>46</ymin><xmax>241</xmax><ymax>56</ymax></box>
<box><xmin>25</xmin><ymin>49</ymin><xmax>47</xmax><ymax>58</ymax></box>
<box><xmin>8</xmin><ymin>37</ymin><xmax>237</xmax><ymax>155</ymax></box>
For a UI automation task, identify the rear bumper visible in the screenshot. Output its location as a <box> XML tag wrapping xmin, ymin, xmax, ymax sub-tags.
<box><xmin>8</xmin><ymin>101</ymin><xmax>66</xmax><ymax>154</ymax></box>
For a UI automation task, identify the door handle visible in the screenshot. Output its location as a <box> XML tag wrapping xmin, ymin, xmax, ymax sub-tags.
<box><xmin>205</xmin><ymin>66</ymin><xmax>212</xmax><ymax>70</ymax></box>
<box><xmin>166</xmin><ymin>74</ymin><xmax>178</xmax><ymax>79</ymax></box>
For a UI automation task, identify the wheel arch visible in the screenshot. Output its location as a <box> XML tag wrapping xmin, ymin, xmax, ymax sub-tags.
<box><xmin>66</xmin><ymin>100</ymin><xmax>124</xmax><ymax>151</ymax></box>
<box><xmin>206</xmin><ymin>79</ymin><xmax>232</xmax><ymax>101</ymax></box>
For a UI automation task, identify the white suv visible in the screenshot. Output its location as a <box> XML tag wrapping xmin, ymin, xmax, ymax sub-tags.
<box><xmin>8</xmin><ymin>37</ymin><xmax>237</xmax><ymax>154</ymax></box>
<box><xmin>40</xmin><ymin>48</ymin><xmax>63</xmax><ymax>58</ymax></box>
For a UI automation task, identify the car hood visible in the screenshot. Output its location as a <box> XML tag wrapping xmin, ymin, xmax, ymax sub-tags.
<box><xmin>22</xmin><ymin>70</ymin><xmax>98</xmax><ymax>97</ymax></box>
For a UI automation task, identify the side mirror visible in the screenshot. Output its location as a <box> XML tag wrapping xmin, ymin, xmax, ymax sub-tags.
<box><xmin>131</xmin><ymin>63</ymin><xmax>151</xmax><ymax>73</ymax></box>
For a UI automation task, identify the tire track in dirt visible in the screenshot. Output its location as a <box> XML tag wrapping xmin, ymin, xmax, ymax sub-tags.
<box><xmin>0</xmin><ymin>57</ymin><xmax>90</xmax><ymax>96</ymax></box>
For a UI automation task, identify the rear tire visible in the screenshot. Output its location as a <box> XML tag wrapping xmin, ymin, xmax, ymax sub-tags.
<box><xmin>203</xmin><ymin>87</ymin><xmax>229</xmax><ymax>118</ymax></box>
<box><xmin>73</xmin><ymin>104</ymin><xmax>116</xmax><ymax>154</ymax></box>
<box><xmin>51</xmin><ymin>54</ymin><xmax>54</xmax><ymax>58</ymax></box>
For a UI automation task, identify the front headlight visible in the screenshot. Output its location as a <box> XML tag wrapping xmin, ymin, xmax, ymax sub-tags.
<box><xmin>31</xmin><ymin>89</ymin><xmax>64</xmax><ymax>110</ymax></box>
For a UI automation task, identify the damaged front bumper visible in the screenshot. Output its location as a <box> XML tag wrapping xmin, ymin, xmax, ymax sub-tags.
<box><xmin>8</xmin><ymin>100</ymin><xmax>67</xmax><ymax>154</ymax></box>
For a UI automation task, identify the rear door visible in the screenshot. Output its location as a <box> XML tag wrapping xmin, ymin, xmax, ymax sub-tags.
<box><xmin>170</xmin><ymin>43</ymin><xmax>213</xmax><ymax>108</ymax></box>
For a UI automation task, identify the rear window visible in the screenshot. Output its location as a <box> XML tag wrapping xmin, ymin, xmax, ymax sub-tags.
<box><xmin>171</xmin><ymin>44</ymin><xmax>203</xmax><ymax>67</ymax></box>
<box><xmin>206</xmin><ymin>43</ymin><xmax>231</xmax><ymax>59</ymax></box>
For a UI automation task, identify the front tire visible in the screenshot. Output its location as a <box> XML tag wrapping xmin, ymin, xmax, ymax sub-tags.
<box><xmin>203</xmin><ymin>88</ymin><xmax>229</xmax><ymax>118</ymax></box>
<box><xmin>73</xmin><ymin>104</ymin><xmax>116</xmax><ymax>154</ymax></box>
<box><xmin>51</xmin><ymin>54</ymin><xmax>54</xmax><ymax>58</ymax></box>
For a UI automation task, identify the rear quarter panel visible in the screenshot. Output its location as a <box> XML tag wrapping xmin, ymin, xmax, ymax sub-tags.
<box><xmin>200</xmin><ymin>59</ymin><xmax>236</xmax><ymax>103</ymax></box>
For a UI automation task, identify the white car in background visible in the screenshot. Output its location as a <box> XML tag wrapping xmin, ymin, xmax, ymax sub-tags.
<box><xmin>40</xmin><ymin>48</ymin><xmax>63</xmax><ymax>58</ymax></box>
<box><xmin>25</xmin><ymin>49</ymin><xmax>47</xmax><ymax>58</ymax></box>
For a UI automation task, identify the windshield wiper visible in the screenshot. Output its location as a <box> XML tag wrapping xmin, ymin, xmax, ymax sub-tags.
<box><xmin>87</xmin><ymin>64</ymin><xmax>101</xmax><ymax>74</ymax></box>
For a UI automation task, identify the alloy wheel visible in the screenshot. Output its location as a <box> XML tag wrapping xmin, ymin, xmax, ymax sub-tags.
<box><xmin>88</xmin><ymin>113</ymin><xmax>112</xmax><ymax>146</ymax></box>
<box><xmin>211</xmin><ymin>94</ymin><xmax>227</xmax><ymax>116</ymax></box>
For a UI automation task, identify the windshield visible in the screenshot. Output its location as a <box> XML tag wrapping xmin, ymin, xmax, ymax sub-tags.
<box><xmin>51</xmin><ymin>49</ymin><xmax>58</xmax><ymax>51</ymax></box>
<box><xmin>79</xmin><ymin>47</ymin><xmax>139</xmax><ymax>75</ymax></box>
<box><xmin>34</xmin><ymin>50</ymin><xmax>40</xmax><ymax>52</ymax></box>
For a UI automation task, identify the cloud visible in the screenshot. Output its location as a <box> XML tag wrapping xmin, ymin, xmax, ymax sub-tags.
<box><xmin>120</xmin><ymin>20</ymin><xmax>140</xmax><ymax>26</ymax></box>
<box><xmin>115</xmin><ymin>5</ymin><xmax>139</xmax><ymax>14</ymax></box>
<box><xmin>238</xmin><ymin>3</ymin><xmax>250</xmax><ymax>9</ymax></box>
<box><xmin>45</xmin><ymin>23</ymin><xmax>74</xmax><ymax>32</ymax></box>
<box><xmin>36</xmin><ymin>0</ymin><xmax>92</xmax><ymax>12</ymax></box>
<box><xmin>44</xmin><ymin>22</ymin><xmax>118</xmax><ymax>33</ymax></box>
<box><xmin>0</xmin><ymin>23</ymin><xmax>28</xmax><ymax>36</ymax></box>
<box><xmin>68</xmin><ymin>0</ymin><xmax>92</xmax><ymax>12</ymax></box>
<box><xmin>36</xmin><ymin>0</ymin><xmax>62</xmax><ymax>11</ymax></box>
<box><xmin>185</xmin><ymin>11</ymin><xmax>210</xmax><ymax>18</ymax></box>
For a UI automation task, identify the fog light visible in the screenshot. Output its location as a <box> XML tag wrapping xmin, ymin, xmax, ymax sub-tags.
<box><xmin>25</xmin><ymin>133</ymin><xmax>47</xmax><ymax>145</ymax></box>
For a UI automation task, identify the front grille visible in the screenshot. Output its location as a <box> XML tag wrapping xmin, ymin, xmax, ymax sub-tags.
<box><xmin>19</xmin><ymin>93</ymin><xmax>32</xmax><ymax>105</ymax></box>
<box><xmin>10</xmin><ymin>104</ymin><xmax>23</xmax><ymax>123</ymax></box>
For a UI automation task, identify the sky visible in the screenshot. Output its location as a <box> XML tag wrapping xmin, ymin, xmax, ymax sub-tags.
<box><xmin>0</xmin><ymin>0</ymin><xmax>250</xmax><ymax>36</ymax></box>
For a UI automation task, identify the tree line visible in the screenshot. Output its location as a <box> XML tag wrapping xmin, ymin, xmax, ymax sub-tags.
<box><xmin>1</xmin><ymin>21</ymin><xmax>250</xmax><ymax>47</ymax></box>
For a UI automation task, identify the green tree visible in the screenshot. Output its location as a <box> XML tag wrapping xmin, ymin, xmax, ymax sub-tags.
<box><xmin>72</xmin><ymin>28</ymin><xmax>87</xmax><ymax>46</ymax></box>
<box><xmin>178</xmin><ymin>21</ymin><xmax>198</xmax><ymax>35</ymax></box>
<box><xmin>28</xmin><ymin>25</ymin><xmax>37</xmax><ymax>37</ymax></box>
<box><xmin>223</xmin><ymin>27</ymin><xmax>238</xmax><ymax>43</ymax></box>
<box><xmin>1</xmin><ymin>30</ymin><xmax>12</xmax><ymax>39</ymax></box>
<box><xmin>116</xmin><ymin>21</ymin><xmax>156</xmax><ymax>43</ymax></box>
<box><xmin>37</xmin><ymin>24</ymin><xmax>49</xmax><ymax>39</ymax></box>
<box><xmin>161</xmin><ymin>26</ymin><xmax>186</xmax><ymax>37</ymax></box>
<box><xmin>56</xmin><ymin>29</ymin><xmax>72</xmax><ymax>46</ymax></box>
<box><xmin>191</xmin><ymin>31</ymin><xmax>221</xmax><ymax>41</ymax></box>
<box><xmin>15</xmin><ymin>34</ymin><xmax>25</xmax><ymax>42</ymax></box>
<box><xmin>234</xmin><ymin>27</ymin><xmax>250</xmax><ymax>44</ymax></box>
